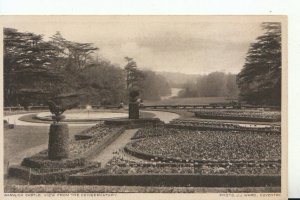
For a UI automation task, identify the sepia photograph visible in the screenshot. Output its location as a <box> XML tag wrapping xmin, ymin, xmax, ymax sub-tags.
<box><xmin>1</xmin><ymin>15</ymin><xmax>287</xmax><ymax>197</ymax></box>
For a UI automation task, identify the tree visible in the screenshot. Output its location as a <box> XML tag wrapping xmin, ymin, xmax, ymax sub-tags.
<box><xmin>124</xmin><ymin>57</ymin><xmax>144</xmax><ymax>89</ymax></box>
<box><xmin>49</xmin><ymin>32</ymin><xmax>99</xmax><ymax>95</ymax></box>
<box><xmin>50</xmin><ymin>32</ymin><xmax>98</xmax><ymax>72</ymax></box>
<box><xmin>178</xmin><ymin>72</ymin><xmax>239</xmax><ymax>98</ymax></box>
<box><xmin>236</xmin><ymin>22</ymin><xmax>281</xmax><ymax>106</ymax></box>
<box><xmin>4</xmin><ymin>28</ymin><xmax>63</xmax><ymax>106</ymax></box>
<box><xmin>139</xmin><ymin>70</ymin><xmax>171</xmax><ymax>101</ymax></box>
<box><xmin>179</xmin><ymin>81</ymin><xmax>199</xmax><ymax>97</ymax></box>
<box><xmin>226</xmin><ymin>73</ymin><xmax>239</xmax><ymax>97</ymax></box>
<box><xmin>81</xmin><ymin>60</ymin><xmax>127</xmax><ymax>105</ymax></box>
<box><xmin>123</xmin><ymin>57</ymin><xmax>145</xmax><ymax>101</ymax></box>
<box><xmin>123</xmin><ymin>57</ymin><xmax>172</xmax><ymax>101</ymax></box>
<box><xmin>197</xmin><ymin>72</ymin><xmax>227</xmax><ymax>97</ymax></box>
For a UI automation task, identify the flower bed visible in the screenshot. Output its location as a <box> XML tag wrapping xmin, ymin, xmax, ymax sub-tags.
<box><xmin>74</xmin><ymin>122</ymin><xmax>105</xmax><ymax>140</ymax></box>
<box><xmin>193</xmin><ymin>110</ymin><xmax>281</xmax><ymax>122</ymax></box>
<box><xmin>132</xmin><ymin>126</ymin><xmax>169</xmax><ymax>139</ymax></box>
<box><xmin>168</xmin><ymin>119</ymin><xmax>280</xmax><ymax>133</ymax></box>
<box><xmin>71</xmin><ymin>126</ymin><xmax>125</xmax><ymax>158</ymax></box>
<box><xmin>102</xmin><ymin>157</ymin><xmax>280</xmax><ymax>175</ymax></box>
<box><xmin>127</xmin><ymin>128</ymin><xmax>281</xmax><ymax>162</ymax></box>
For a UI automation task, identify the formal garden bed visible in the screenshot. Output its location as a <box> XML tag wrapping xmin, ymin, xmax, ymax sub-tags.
<box><xmin>6</xmin><ymin>113</ymin><xmax>282</xmax><ymax>187</ymax></box>
<box><xmin>168</xmin><ymin>119</ymin><xmax>280</xmax><ymax>133</ymax></box>
<box><xmin>103</xmin><ymin>157</ymin><xmax>280</xmax><ymax>175</ymax></box>
<box><xmin>68</xmin><ymin>155</ymin><xmax>280</xmax><ymax>187</ymax></box>
<box><xmin>128</xmin><ymin>127</ymin><xmax>281</xmax><ymax>163</ymax></box>
<box><xmin>131</xmin><ymin>126</ymin><xmax>167</xmax><ymax>139</ymax></box>
<box><xmin>66</xmin><ymin>126</ymin><xmax>281</xmax><ymax>187</ymax></box>
<box><xmin>193</xmin><ymin>109</ymin><xmax>281</xmax><ymax>122</ymax></box>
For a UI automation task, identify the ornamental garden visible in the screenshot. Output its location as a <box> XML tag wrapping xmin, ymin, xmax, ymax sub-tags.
<box><xmin>6</xmin><ymin>107</ymin><xmax>281</xmax><ymax>190</ymax></box>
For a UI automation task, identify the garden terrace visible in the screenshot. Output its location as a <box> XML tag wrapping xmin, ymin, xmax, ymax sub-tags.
<box><xmin>193</xmin><ymin>110</ymin><xmax>281</xmax><ymax>122</ymax></box>
<box><xmin>127</xmin><ymin>128</ymin><xmax>281</xmax><ymax>163</ymax></box>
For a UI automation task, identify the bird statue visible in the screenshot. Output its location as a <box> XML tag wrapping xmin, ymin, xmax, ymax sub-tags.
<box><xmin>47</xmin><ymin>100</ymin><xmax>79</xmax><ymax>123</ymax></box>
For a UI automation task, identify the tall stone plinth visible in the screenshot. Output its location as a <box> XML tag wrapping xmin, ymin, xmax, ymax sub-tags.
<box><xmin>129</xmin><ymin>102</ymin><xmax>139</xmax><ymax>119</ymax></box>
<box><xmin>48</xmin><ymin>123</ymin><xmax>69</xmax><ymax>160</ymax></box>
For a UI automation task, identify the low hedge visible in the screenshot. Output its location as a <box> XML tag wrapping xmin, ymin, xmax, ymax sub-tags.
<box><xmin>9</xmin><ymin>162</ymin><xmax>101</xmax><ymax>185</ymax></box>
<box><xmin>104</xmin><ymin>118</ymin><xmax>164</xmax><ymax>129</ymax></box>
<box><xmin>68</xmin><ymin>174</ymin><xmax>280</xmax><ymax>187</ymax></box>
<box><xmin>21</xmin><ymin>154</ymin><xmax>86</xmax><ymax>169</ymax></box>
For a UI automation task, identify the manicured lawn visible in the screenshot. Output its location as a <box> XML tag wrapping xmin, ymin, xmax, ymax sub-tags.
<box><xmin>145</xmin><ymin>97</ymin><xmax>229</xmax><ymax>105</ymax></box>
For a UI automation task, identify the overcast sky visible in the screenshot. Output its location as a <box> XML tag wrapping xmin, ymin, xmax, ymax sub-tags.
<box><xmin>3</xmin><ymin>16</ymin><xmax>267</xmax><ymax>74</ymax></box>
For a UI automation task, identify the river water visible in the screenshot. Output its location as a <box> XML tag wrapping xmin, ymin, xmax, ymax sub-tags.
<box><xmin>161</xmin><ymin>88</ymin><xmax>182</xmax><ymax>100</ymax></box>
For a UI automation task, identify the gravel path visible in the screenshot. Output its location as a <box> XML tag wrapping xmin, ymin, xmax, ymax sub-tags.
<box><xmin>3</xmin><ymin>110</ymin><xmax>179</xmax><ymax>126</ymax></box>
<box><xmin>92</xmin><ymin>129</ymin><xmax>138</xmax><ymax>166</ymax></box>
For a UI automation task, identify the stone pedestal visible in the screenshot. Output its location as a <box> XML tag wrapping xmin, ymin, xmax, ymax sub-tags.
<box><xmin>48</xmin><ymin>123</ymin><xmax>69</xmax><ymax>160</ymax></box>
<box><xmin>129</xmin><ymin>102</ymin><xmax>139</xmax><ymax>119</ymax></box>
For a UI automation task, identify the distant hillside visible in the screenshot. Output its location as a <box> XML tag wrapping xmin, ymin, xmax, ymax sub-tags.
<box><xmin>156</xmin><ymin>71</ymin><xmax>200</xmax><ymax>87</ymax></box>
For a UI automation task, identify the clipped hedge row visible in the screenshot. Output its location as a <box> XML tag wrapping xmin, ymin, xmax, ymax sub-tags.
<box><xmin>8</xmin><ymin>162</ymin><xmax>100</xmax><ymax>185</ymax></box>
<box><xmin>104</xmin><ymin>118</ymin><xmax>164</xmax><ymax>129</ymax></box>
<box><xmin>21</xmin><ymin>152</ymin><xmax>86</xmax><ymax>169</ymax></box>
<box><xmin>68</xmin><ymin>174</ymin><xmax>280</xmax><ymax>187</ymax></box>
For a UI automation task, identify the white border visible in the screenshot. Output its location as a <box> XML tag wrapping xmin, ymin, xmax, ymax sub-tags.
<box><xmin>0</xmin><ymin>0</ymin><xmax>300</xmax><ymax>198</ymax></box>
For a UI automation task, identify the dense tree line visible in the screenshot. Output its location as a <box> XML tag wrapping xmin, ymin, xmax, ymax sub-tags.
<box><xmin>4</xmin><ymin>28</ymin><xmax>171</xmax><ymax>107</ymax></box>
<box><xmin>4</xmin><ymin>28</ymin><xmax>64</xmax><ymax>107</ymax></box>
<box><xmin>237</xmin><ymin>23</ymin><xmax>281</xmax><ymax>106</ymax></box>
<box><xmin>178</xmin><ymin>72</ymin><xmax>239</xmax><ymax>98</ymax></box>
<box><xmin>140</xmin><ymin>70</ymin><xmax>171</xmax><ymax>100</ymax></box>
